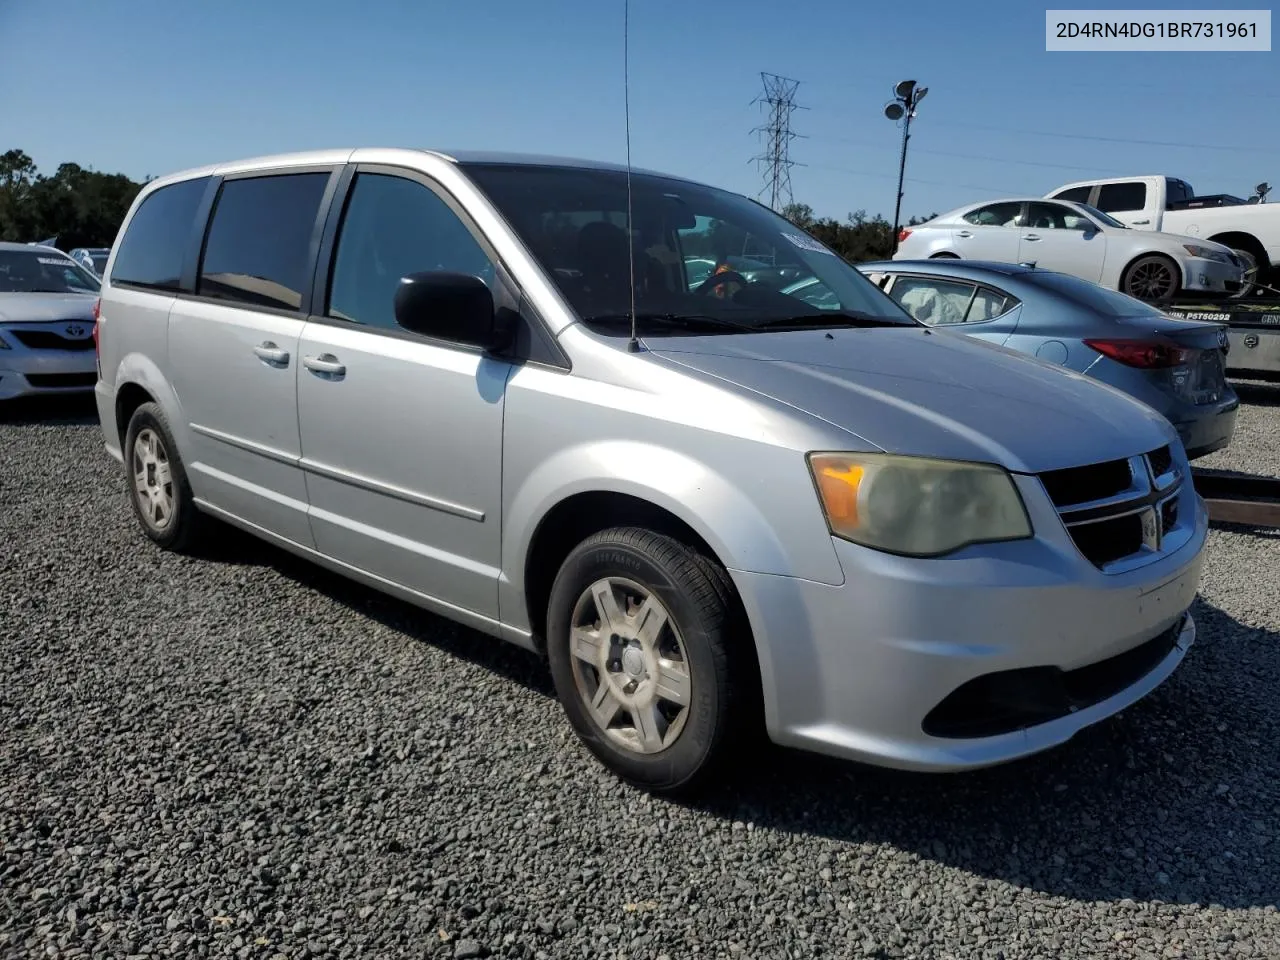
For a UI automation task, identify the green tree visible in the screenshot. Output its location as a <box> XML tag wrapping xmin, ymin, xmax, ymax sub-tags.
<box><xmin>0</xmin><ymin>149</ymin><xmax>143</xmax><ymax>249</ymax></box>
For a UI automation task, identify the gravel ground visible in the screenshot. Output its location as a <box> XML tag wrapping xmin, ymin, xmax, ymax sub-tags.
<box><xmin>2</xmin><ymin>393</ymin><xmax>1278</xmax><ymax>960</ymax></box>
<box><xmin>1198</xmin><ymin>381</ymin><xmax>1280</xmax><ymax>478</ymax></box>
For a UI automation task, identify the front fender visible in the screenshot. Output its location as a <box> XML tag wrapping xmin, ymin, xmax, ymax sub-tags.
<box><xmin>498</xmin><ymin>439</ymin><xmax>845</xmax><ymax>633</ymax></box>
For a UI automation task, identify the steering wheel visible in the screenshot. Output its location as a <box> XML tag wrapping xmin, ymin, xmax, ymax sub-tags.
<box><xmin>695</xmin><ymin>269</ymin><xmax>749</xmax><ymax>297</ymax></box>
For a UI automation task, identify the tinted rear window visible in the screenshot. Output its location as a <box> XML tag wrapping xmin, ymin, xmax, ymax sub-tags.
<box><xmin>1096</xmin><ymin>181</ymin><xmax>1147</xmax><ymax>214</ymax></box>
<box><xmin>110</xmin><ymin>177</ymin><xmax>211</xmax><ymax>290</ymax></box>
<box><xmin>197</xmin><ymin>173</ymin><xmax>330</xmax><ymax>311</ymax></box>
<box><xmin>1024</xmin><ymin>270</ymin><xmax>1161</xmax><ymax>317</ymax></box>
<box><xmin>1051</xmin><ymin>186</ymin><xmax>1092</xmax><ymax>203</ymax></box>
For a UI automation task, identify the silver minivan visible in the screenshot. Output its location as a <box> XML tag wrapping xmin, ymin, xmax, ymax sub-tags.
<box><xmin>94</xmin><ymin>149</ymin><xmax>1207</xmax><ymax>793</ymax></box>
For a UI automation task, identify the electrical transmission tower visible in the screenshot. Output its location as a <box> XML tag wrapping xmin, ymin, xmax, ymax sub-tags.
<box><xmin>751</xmin><ymin>73</ymin><xmax>805</xmax><ymax>211</ymax></box>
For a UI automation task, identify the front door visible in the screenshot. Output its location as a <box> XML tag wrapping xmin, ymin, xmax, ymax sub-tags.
<box><xmin>167</xmin><ymin>170</ymin><xmax>335</xmax><ymax>546</ymax></box>
<box><xmin>1019</xmin><ymin>202</ymin><xmax>1108</xmax><ymax>283</ymax></box>
<box><xmin>296</xmin><ymin>169</ymin><xmax>511</xmax><ymax>620</ymax></box>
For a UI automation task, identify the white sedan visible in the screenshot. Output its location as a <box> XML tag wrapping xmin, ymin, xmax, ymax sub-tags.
<box><xmin>894</xmin><ymin>197</ymin><xmax>1245</xmax><ymax>301</ymax></box>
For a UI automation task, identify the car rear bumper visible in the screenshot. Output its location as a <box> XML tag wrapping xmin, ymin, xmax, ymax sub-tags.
<box><xmin>731</xmin><ymin>479</ymin><xmax>1207</xmax><ymax>772</ymax></box>
<box><xmin>1177</xmin><ymin>397</ymin><xmax>1239</xmax><ymax>459</ymax></box>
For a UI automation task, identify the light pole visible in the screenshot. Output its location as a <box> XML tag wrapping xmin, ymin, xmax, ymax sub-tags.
<box><xmin>884</xmin><ymin>79</ymin><xmax>928</xmax><ymax>254</ymax></box>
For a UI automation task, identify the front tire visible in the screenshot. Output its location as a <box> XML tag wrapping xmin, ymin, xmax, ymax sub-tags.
<box><xmin>123</xmin><ymin>401</ymin><xmax>205</xmax><ymax>552</ymax></box>
<box><xmin>1121</xmin><ymin>254</ymin><xmax>1180</xmax><ymax>301</ymax></box>
<box><xmin>546</xmin><ymin>527</ymin><xmax>748</xmax><ymax>794</ymax></box>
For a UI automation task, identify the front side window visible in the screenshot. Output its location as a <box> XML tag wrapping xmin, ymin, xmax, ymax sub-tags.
<box><xmin>962</xmin><ymin>202</ymin><xmax>1023</xmax><ymax>227</ymax></box>
<box><xmin>111</xmin><ymin>176</ymin><xmax>210</xmax><ymax>290</ymax></box>
<box><xmin>328</xmin><ymin>173</ymin><xmax>496</xmax><ymax>332</ymax></box>
<box><xmin>0</xmin><ymin>249</ymin><xmax>100</xmax><ymax>294</ymax></box>
<box><xmin>1096</xmin><ymin>181</ymin><xmax>1147</xmax><ymax>214</ymax></box>
<box><xmin>461</xmin><ymin>163</ymin><xmax>916</xmax><ymax>334</ymax></box>
<box><xmin>1026</xmin><ymin>203</ymin><xmax>1094</xmax><ymax>231</ymax></box>
<box><xmin>197</xmin><ymin>172</ymin><xmax>330</xmax><ymax>311</ymax></box>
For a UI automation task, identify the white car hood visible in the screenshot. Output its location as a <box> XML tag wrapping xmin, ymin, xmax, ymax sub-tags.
<box><xmin>0</xmin><ymin>292</ymin><xmax>98</xmax><ymax>324</ymax></box>
<box><xmin>645</xmin><ymin>326</ymin><xmax>1176</xmax><ymax>475</ymax></box>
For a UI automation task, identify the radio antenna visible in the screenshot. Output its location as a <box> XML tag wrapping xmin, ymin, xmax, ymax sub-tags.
<box><xmin>623</xmin><ymin>0</ymin><xmax>640</xmax><ymax>352</ymax></box>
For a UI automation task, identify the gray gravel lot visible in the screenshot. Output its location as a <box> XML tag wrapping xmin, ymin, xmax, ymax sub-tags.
<box><xmin>1199</xmin><ymin>382</ymin><xmax>1280</xmax><ymax>479</ymax></box>
<box><xmin>2</xmin><ymin>392</ymin><xmax>1278</xmax><ymax>960</ymax></box>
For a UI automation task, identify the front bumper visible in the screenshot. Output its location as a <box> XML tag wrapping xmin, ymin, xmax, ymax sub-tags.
<box><xmin>731</xmin><ymin>474</ymin><xmax>1207</xmax><ymax>772</ymax></box>
<box><xmin>1182</xmin><ymin>256</ymin><xmax>1243</xmax><ymax>293</ymax></box>
<box><xmin>0</xmin><ymin>330</ymin><xmax>97</xmax><ymax>400</ymax></box>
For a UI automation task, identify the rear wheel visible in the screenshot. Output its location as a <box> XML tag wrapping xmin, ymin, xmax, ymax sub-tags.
<box><xmin>1121</xmin><ymin>254</ymin><xmax>1180</xmax><ymax>301</ymax></box>
<box><xmin>546</xmin><ymin>527</ymin><xmax>750</xmax><ymax>794</ymax></box>
<box><xmin>123</xmin><ymin>402</ymin><xmax>206</xmax><ymax>552</ymax></box>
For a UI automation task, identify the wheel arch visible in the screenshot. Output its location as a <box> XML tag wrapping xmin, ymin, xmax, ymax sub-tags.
<box><xmin>108</xmin><ymin>353</ymin><xmax>186</xmax><ymax>455</ymax></box>
<box><xmin>1205</xmin><ymin>230</ymin><xmax>1270</xmax><ymax>268</ymax></box>
<box><xmin>1120</xmin><ymin>250</ymin><xmax>1184</xmax><ymax>295</ymax></box>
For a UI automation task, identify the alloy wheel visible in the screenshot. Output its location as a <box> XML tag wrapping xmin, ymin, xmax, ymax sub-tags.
<box><xmin>132</xmin><ymin>428</ymin><xmax>175</xmax><ymax>530</ymax></box>
<box><xmin>568</xmin><ymin>576</ymin><xmax>692</xmax><ymax>755</ymax></box>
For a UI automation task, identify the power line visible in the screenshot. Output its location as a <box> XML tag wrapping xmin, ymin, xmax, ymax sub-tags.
<box><xmin>924</xmin><ymin>119</ymin><xmax>1279</xmax><ymax>155</ymax></box>
<box><xmin>808</xmin><ymin>135</ymin><xmax>1136</xmax><ymax>176</ymax></box>
<box><xmin>804</xmin><ymin>162</ymin><xmax>1017</xmax><ymax>198</ymax></box>
<box><xmin>751</xmin><ymin>73</ymin><xmax>806</xmax><ymax>211</ymax></box>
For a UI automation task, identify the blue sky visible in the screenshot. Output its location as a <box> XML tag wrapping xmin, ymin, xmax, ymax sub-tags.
<box><xmin>2</xmin><ymin>0</ymin><xmax>1276</xmax><ymax>221</ymax></box>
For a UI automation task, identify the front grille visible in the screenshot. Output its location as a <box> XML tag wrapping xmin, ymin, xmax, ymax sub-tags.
<box><xmin>1147</xmin><ymin>445</ymin><xmax>1173</xmax><ymax>480</ymax></box>
<box><xmin>26</xmin><ymin>373</ymin><xmax>97</xmax><ymax>388</ymax></box>
<box><xmin>922</xmin><ymin>616</ymin><xmax>1183</xmax><ymax>738</ymax></box>
<box><xmin>1069</xmin><ymin>513</ymin><xmax>1143</xmax><ymax>566</ymax></box>
<box><xmin>11</xmin><ymin>329</ymin><xmax>95</xmax><ymax>351</ymax></box>
<box><xmin>1041</xmin><ymin>448</ymin><xmax>1184</xmax><ymax>570</ymax></box>
<box><xmin>1040</xmin><ymin>457</ymin><xmax>1132</xmax><ymax>508</ymax></box>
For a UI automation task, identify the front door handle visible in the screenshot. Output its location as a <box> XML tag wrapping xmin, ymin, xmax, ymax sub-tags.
<box><xmin>303</xmin><ymin>353</ymin><xmax>346</xmax><ymax>378</ymax></box>
<box><xmin>1022</xmin><ymin>234</ymin><xmax>1042</xmax><ymax>241</ymax></box>
<box><xmin>1132</xmin><ymin>218</ymin><xmax>1151</xmax><ymax>225</ymax></box>
<box><xmin>253</xmin><ymin>341</ymin><xmax>290</xmax><ymax>366</ymax></box>
<box><xmin>956</xmin><ymin>230</ymin><xmax>973</xmax><ymax>238</ymax></box>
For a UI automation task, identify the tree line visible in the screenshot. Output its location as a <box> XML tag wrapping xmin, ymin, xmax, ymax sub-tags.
<box><xmin>779</xmin><ymin>203</ymin><xmax>936</xmax><ymax>263</ymax></box>
<box><xmin>0</xmin><ymin>149</ymin><xmax>144</xmax><ymax>251</ymax></box>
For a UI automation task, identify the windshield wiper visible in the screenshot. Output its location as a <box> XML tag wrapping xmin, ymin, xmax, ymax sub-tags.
<box><xmin>755</xmin><ymin>310</ymin><xmax>914</xmax><ymax>329</ymax></box>
<box><xmin>582</xmin><ymin>312</ymin><xmax>756</xmax><ymax>332</ymax></box>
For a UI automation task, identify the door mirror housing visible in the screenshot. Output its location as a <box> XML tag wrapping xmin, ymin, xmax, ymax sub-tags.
<box><xmin>393</xmin><ymin>271</ymin><xmax>512</xmax><ymax>351</ymax></box>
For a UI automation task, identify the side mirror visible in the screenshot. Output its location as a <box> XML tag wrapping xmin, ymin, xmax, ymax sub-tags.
<box><xmin>393</xmin><ymin>271</ymin><xmax>511</xmax><ymax>351</ymax></box>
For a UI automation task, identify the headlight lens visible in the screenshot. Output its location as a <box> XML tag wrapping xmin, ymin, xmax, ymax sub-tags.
<box><xmin>808</xmin><ymin>452</ymin><xmax>1032</xmax><ymax>557</ymax></box>
<box><xmin>1182</xmin><ymin>243</ymin><xmax>1232</xmax><ymax>264</ymax></box>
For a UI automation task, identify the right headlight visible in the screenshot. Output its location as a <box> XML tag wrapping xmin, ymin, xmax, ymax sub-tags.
<box><xmin>808</xmin><ymin>452</ymin><xmax>1032</xmax><ymax>557</ymax></box>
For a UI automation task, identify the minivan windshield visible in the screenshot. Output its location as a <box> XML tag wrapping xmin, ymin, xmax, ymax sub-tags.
<box><xmin>462</xmin><ymin>163</ymin><xmax>918</xmax><ymax>333</ymax></box>
<box><xmin>0</xmin><ymin>249</ymin><xmax>101</xmax><ymax>295</ymax></box>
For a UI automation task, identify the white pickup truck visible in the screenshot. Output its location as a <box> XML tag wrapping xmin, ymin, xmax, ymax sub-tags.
<box><xmin>1046</xmin><ymin>175</ymin><xmax>1279</xmax><ymax>294</ymax></box>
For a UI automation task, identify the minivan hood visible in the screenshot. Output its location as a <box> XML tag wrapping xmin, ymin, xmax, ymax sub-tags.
<box><xmin>0</xmin><ymin>292</ymin><xmax>97</xmax><ymax>324</ymax></box>
<box><xmin>645</xmin><ymin>326</ymin><xmax>1174</xmax><ymax>474</ymax></box>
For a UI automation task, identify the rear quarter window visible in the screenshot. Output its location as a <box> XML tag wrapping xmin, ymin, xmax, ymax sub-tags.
<box><xmin>110</xmin><ymin>176</ymin><xmax>211</xmax><ymax>290</ymax></box>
